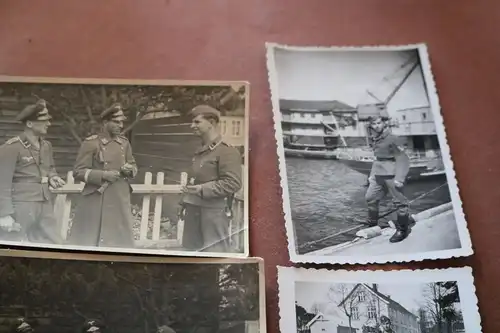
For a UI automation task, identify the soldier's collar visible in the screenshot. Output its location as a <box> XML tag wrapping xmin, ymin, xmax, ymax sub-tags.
<box><xmin>18</xmin><ymin>133</ymin><xmax>39</xmax><ymax>149</ymax></box>
<box><xmin>372</xmin><ymin>128</ymin><xmax>391</xmax><ymax>143</ymax></box>
<box><xmin>197</xmin><ymin>135</ymin><xmax>223</xmax><ymax>153</ymax></box>
<box><xmin>99</xmin><ymin>133</ymin><xmax>122</xmax><ymax>145</ymax></box>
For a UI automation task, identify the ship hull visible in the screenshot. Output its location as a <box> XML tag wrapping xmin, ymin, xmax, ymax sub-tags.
<box><xmin>338</xmin><ymin>158</ymin><xmax>446</xmax><ymax>182</ymax></box>
<box><xmin>284</xmin><ymin>148</ymin><xmax>338</xmax><ymax>159</ymax></box>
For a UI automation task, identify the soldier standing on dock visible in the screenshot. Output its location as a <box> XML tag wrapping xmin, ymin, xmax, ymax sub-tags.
<box><xmin>180</xmin><ymin>105</ymin><xmax>242</xmax><ymax>253</ymax></box>
<box><xmin>365</xmin><ymin>115</ymin><xmax>411</xmax><ymax>243</ymax></box>
<box><xmin>0</xmin><ymin>99</ymin><xmax>66</xmax><ymax>244</ymax></box>
<box><xmin>68</xmin><ymin>103</ymin><xmax>138</xmax><ymax>248</ymax></box>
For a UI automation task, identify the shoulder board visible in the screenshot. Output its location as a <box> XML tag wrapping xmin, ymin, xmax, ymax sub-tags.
<box><xmin>5</xmin><ymin>136</ymin><xmax>20</xmax><ymax>145</ymax></box>
<box><xmin>85</xmin><ymin>135</ymin><xmax>98</xmax><ymax>141</ymax></box>
<box><xmin>118</xmin><ymin>135</ymin><xmax>129</xmax><ymax>142</ymax></box>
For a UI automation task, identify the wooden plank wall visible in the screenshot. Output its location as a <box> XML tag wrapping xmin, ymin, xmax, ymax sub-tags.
<box><xmin>0</xmin><ymin>95</ymin><xmax>81</xmax><ymax>176</ymax></box>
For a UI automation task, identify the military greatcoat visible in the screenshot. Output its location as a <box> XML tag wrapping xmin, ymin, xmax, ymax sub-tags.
<box><xmin>0</xmin><ymin>133</ymin><xmax>62</xmax><ymax>243</ymax></box>
<box><xmin>67</xmin><ymin>133</ymin><xmax>138</xmax><ymax>248</ymax></box>
<box><xmin>181</xmin><ymin>135</ymin><xmax>242</xmax><ymax>253</ymax></box>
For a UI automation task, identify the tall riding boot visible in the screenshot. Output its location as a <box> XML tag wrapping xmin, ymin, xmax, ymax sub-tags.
<box><xmin>366</xmin><ymin>209</ymin><xmax>379</xmax><ymax>227</ymax></box>
<box><xmin>389</xmin><ymin>213</ymin><xmax>409</xmax><ymax>243</ymax></box>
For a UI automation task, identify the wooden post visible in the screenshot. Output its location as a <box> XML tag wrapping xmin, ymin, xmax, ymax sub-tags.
<box><xmin>151</xmin><ymin>172</ymin><xmax>164</xmax><ymax>241</ymax></box>
<box><xmin>139</xmin><ymin>172</ymin><xmax>152</xmax><ymax>240</ymax></box>
<box><xmin>176</xmin><ymin>172</ymin><xmax>188</xmax><ymax>245</ymax></box>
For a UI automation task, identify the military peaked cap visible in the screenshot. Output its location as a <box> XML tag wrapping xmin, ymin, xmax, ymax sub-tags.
<box><xmin>16</xmin><ymin>99</ymin><xmax>52</xmax><ymax>123</ymax></box>
<box><xmin>100</xmin><ymin>103</ymin><xmax>127</xmax><ymax>121</ymax></box>
<box><xmin>380</xmin><ymin>315</ymin><xmax>391</xmax><ymax>324</ymax></box>
<box><xmin>189</xmin><ymin>105</ymin><xmax>221</xmax><ymax>121</ymax></box>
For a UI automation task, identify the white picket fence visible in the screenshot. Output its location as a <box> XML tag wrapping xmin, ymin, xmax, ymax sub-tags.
<box><xmin>50</xmin><ymin>170</ymin><xmax>245</xmax><ymax>250</ymax></box>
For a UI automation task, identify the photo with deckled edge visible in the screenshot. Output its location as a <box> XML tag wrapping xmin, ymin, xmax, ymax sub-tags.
<box><xmin>0</xmin><ymin>77</ymin><xmax>249</xmax><ymax>259</ymax></box>
<box><xmin>278</xmin><ymin>266</ymin><xmax>482</xmax><ymax>333</ymax></box>
<box><xmin>0</xmin><ymin>249</ymin><xmax>264</xmax><ymax>333</ymax></box>
<box><xmin>266</xmin><ymin>42</ymin><xmax>472</xmax><ymax>264</ymax></box>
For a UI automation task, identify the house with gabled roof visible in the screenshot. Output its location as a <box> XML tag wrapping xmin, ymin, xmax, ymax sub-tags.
<box><xmin>305</xmin><ymin>284</ymin><xmax>419</xmax><ymax>333</ymax></box>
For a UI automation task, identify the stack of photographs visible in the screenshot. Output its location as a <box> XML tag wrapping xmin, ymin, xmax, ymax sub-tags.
<box><xmin>0</xmin><ymin>78</ymin><xmax>264</xmax><ymax>333</ymax></box>
<box><xmin>266</xmin><ymin>43</ymin><xmax>482</xmax><ymax>333</ymax></box>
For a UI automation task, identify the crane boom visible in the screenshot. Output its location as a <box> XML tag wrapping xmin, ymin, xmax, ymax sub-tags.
<box><xmin>383</xmin><ymin>60</ymin><xmax>419</xmax><ymax>105</ymax></box>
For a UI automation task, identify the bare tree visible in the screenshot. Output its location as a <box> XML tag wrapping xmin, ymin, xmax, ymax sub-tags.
<box><xmin>328</xmin><ymin>283</ymin><xmax>360</xmax><ymax>331</ymax></box>
<box><xmin>310</xmin><ymin>302</ymin><xmax>324</xmax><ymax>315</ymax></box>
<box><xmin>419</xmin><ymin>282</ymin><xmax>461</xmax><ymax>333</ymax></box>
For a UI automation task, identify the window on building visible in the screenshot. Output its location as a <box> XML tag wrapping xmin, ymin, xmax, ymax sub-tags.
<box><xmin>357</xmin><ymin>291</ymin><xmax>366</xmax><ymax>302</ymax></box>
<box><xmin>352</xmin><ymin>307</ymin><xmax>359</xmax><ymax>320</ymax></box>
<box><xmin>367</xmin><ymin>305</ymin><xmax>377</xmax><ymax>319</ymax></box>
<box><xmin>402</xmin><ymin>115</ymin><xmax>406</xmax><ymax>121</ymax></box>
<box><xmin>221</xmin><ymin>120</ymin><xmax>227</xmax><ymax>135</ymax></box>
<box><xmin>232</xmin><ymin>120</ymin><xmax>242</xmax><ymax>137</ymax></box>
<box><xmin>300</xmin><ymin>113</ymin><xmax>305</xmax><ymax>118</ymax></box>
<box><xmin>311</xmin><ymin>113</ymin><xmax>316</xmax><ymax>118</ymax></box>
<box><xmin>422</xmin><ymin>112</ymin><xmax>427</xmax><ymax>120</ymax></box>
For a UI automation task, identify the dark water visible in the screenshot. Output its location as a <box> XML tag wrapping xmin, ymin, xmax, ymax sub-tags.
<box><xmin>285</xmin><ymin>157</ymin><xmax>451</xmax><ymax>254</ymax></box>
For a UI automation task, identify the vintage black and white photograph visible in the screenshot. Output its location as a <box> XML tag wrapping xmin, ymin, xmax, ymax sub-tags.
<box><xmin>266</xmin><ymin>43</ymin><xmax>472</xmax><ymax>264</ymax></box>
<box><xmin>0</xmin><ymin>77</ymin><xmax>248</xmax><ymax>258</ymax></box>
<box><xmin>0</xmin><ymin>250</ymin><xmax>264</xmax><ymax>333</ymax></box>
<box><xmin>278</xmin><ymin>266</ymin><xmax>481</xmax><ymax>333</ymax></box>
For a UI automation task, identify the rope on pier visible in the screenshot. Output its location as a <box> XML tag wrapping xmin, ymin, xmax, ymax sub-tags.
<box><xmin>298</xmin><ymin>182</ymin><xmax>449</xmax><ymax>250</ymax></box>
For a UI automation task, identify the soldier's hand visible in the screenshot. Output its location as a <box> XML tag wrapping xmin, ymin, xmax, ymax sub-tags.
<box><xmin>103</xmin><ymin>170</ymin><xmax>120</xmax><ymax>182</ymax></box>
<box><xmin>49</xmin><ymin>176</ymin><xmax>66</xmax><ymax>189</ymax></box>
<box><xmin>394</xmin><ymin>180</ymin><xmax>404</xmax><ymax>187</ymax></box>
<box><xmin>181</xmin><ymin>185</ymin><xmax>202</xmax><ymax>196</ymax></box>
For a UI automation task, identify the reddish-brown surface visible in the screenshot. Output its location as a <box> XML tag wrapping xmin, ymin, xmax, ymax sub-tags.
<box><xmin>0</xmin><ymin>0</ymin><xmax>499</xmax><ymax>331</ymax></box>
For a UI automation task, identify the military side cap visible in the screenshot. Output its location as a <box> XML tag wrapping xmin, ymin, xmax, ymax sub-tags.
<box><xmin>189</xmin><ymin>105</ymin><xmax>221</xmax><ymax>120</ymax></box>
<box><xmin>16</xmin><ymin>99</ymin><xmax>52</xmax><ymax>122</ymax></box>
<box><xmin>100</xmin><ymin>103</ymin><xmax>127</xmax><ymax>121</ymax></box>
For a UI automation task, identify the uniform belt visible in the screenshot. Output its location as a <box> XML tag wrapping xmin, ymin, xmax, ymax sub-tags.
<box><xmin>375</xmin><ymin>157</ymin><xmax>396</xmax><ymax>161</ymax></box>
<box><xmin>12</xmin><ymin>177</ymin><xmax>49</xmax><ymax>184</ymax></box>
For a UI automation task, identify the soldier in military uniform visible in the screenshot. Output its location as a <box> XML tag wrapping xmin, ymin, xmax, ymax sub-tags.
<box><xmin>67</xmin><ymin>103</ymin><xmax>138</xmax><ymax>248</ymax></box>
<box><xmin>180</xmin><ymin>105</ymin><xmax>242</xmax><ymax>253</ymax></box>
<box><xmin>0</xmin><ymin>99</ymin><xmax>66</xmax><ymax>244</ymax></box>
<box><xmin>365</xmin><ymin>115</ymin><xmax>411</xmax><ymax>243</ymax></box>
<box><xmin>378</xmin><ymin>315</ymin><xmax>394</xmax><ymax>333</ymax></box>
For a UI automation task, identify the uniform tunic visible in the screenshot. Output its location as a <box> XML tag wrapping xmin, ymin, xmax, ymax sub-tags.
<box><xmin>366</xmin><ymin>129</ymin><xmax>410</xmax><ymax>215</ymax></box>
<box><xmin>181</xmin><ymin>136</ymin><xmax>242</xmax><ymax>253</ymax></box>
<box><xmin>67</xmin><ymin>133</ymin><xmax>138</xmax><ymax>248</ymax></box>
<box><xmin>0</xmin><ymin>133</ymin><xmax>62</xmax><ymax>243</ymax></box>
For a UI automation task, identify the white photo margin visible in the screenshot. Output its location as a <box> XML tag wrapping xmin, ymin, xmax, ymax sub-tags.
<box><xmin>0</xmin><ymin>76</ymin><xmax>250</xmax><ymax>259</ymax></box>
<box><xmin>278</xmin><ymin>266</ymin><xmax>482</xmax><ymax>333</ymax></box>
<box><xmin>265</xmin><ymin>42</ymin><xmax>473</xmax><ymax>264</ymax></box>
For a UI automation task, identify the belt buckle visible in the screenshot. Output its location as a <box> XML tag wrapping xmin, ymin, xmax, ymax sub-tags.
<box><xmin>41</xmin><ymin>177</ymin><xmax>49</xmax><ymax>184</ymax></box>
